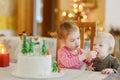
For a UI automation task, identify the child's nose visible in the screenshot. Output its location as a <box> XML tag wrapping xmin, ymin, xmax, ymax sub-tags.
<box><xmin>93</xmin><ymin>45</ymin><xmax>99</xmax><ymax>50</ymax></box>
<box><xmin>75</xmin><ymin>40</ymin><xmax>79</xmax><ymax>44</ymax></box>
<box><xmin>95</xmin><ymin>45</ymin><xmax>99</xmax><ymax>49</ymax></box>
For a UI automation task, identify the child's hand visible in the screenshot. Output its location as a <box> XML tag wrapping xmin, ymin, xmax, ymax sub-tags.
<box><xmin>86</xmin><ymin>63</ymin><xmax>95</xmax><ymax>71</ymax></box>
<box><xmin>101</xmin><ymin>68</ymin><xmax>114</xmax><ymax>74</ymax></box>
<box><xmin>79</xmin><ymin>53</ymin><xmax>86</xmax><ymax>61</ymax></box>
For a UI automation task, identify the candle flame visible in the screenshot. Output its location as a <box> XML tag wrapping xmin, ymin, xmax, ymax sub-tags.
<box><xmin>0</xmin><ymin>44</ymin><xmax>5</xmax><ymax>54</ymax></box>
<box><xmin>1</xmin><ymin>48</ymin><xmax>5</xmax><ymax>54</ymax></box>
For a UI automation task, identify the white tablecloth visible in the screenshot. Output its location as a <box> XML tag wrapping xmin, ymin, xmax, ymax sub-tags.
<box><xmin>0</xmin><ymin>63</ymin><xmax>108</xmax><ymax>80</ymax></box>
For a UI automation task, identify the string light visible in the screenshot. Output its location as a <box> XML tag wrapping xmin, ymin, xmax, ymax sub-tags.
<box><xmin>73</xmin><ymin>0</ymin><xmax>78</xmax><ymax>2</ymax></box>
<box><xmin>62</xmin><ymin>11</ymin><xmax>67</xmax><ymax>16</ymax></box>
<box><xmin>73</xmin><ymin>3</ymin><xmax>78</xmax><ymax>8</ymax></box>
<box><xmin>68</xmin><ymin>13</ymin><xmax>73</xmax><ymax>18</ymax></box>
<box><xmin>61</xmin><ymin>0</ymin><xmax>90</xmax><ymax>22</ymax></box>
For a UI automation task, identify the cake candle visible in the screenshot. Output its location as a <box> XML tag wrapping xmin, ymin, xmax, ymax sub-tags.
<box><xmin>0</xmin><ymin>44</ymin><xmax>9</xmax><ymax>67</ymax></box>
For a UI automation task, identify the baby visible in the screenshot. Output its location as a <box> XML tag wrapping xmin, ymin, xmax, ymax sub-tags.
<box><xmin>86</xmin><ymin>32</ymin><xmax>120</xmax><ymax>74</ymax></box>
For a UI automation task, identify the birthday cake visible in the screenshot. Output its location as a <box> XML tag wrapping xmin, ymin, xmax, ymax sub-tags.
<box><xmin>16</xmin><ymin>54</ymin><xmax>52</xmax><ymax>76</ymax></box>
<box><xmin>12</xmin><ymin>33</ymin><xmax>62</xmax><ymax>78</ymax></box>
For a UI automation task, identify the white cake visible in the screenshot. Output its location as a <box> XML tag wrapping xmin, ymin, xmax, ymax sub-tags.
<box><xmin>12</xmin><ymin>34</ymin><xmax>62</xmax><ymax>78</ymax></box>
<box><xmin>15</xmin><ymin>54</ymin><xmax>52</xmax><ymax>76</ymax></box>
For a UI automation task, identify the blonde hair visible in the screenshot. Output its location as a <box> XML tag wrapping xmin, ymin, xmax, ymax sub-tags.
<box><xmin>95</xmin><ymin>32</ymin><xmax>115</xmax><ymax>53</ymax></box>
<box><xmin>57</xmin><ymin>21</ymin><xmax>80</xmax><ymax>40</ymax></box>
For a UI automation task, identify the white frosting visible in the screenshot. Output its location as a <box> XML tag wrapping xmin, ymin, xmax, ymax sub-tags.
<box><xmin>15</xmin><ymin>54</ymin><xmax>52</xmax><ymax>76</ymax></box>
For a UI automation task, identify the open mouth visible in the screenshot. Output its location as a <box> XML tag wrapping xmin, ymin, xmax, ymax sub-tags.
<box><xmin>75</xmin><ymin>46</ymin><xmax>79</xmax><ymax>48</ymax></box>
<box><xmin>95</xmin><ymin>51</ymin><xmax>99</xmax><ymax>56</ymax></box>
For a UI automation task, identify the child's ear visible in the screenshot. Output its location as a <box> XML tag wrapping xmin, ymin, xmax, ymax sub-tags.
<box><xmin>108</xmin><ymin>46</ymin><xmax>113</xmax><ymax>53</ymax></box>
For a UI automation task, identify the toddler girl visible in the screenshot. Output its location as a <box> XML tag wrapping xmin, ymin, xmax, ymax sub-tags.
<box><xmin>57</xmin><ymin>21</ymin><xmax>92</xmax><ymax>69</ymax></box>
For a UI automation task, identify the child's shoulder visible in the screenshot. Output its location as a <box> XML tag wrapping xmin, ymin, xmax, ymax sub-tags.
<box><xmin>106</xmin><ymin>55</ymin><xmax>119</xmax><ymax>63</ymax></box>
<box><xmin>109</xmin><ymin>55</ymin><xmax>117</xmax><ymax>60</ymax></box>
<box><xmin>58</xmin><ymin>46</ymin><xmax>69</xmax><ymax>52</ymax></box>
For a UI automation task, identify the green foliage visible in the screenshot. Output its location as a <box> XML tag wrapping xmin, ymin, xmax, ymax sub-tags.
<box><xmin>21</xmin><ymin>34</ymin><xmax>28</xmax><ymax>54</ymax></box>
<box><xmin>52</xmin><ymin>61</ymin><xmax>58</xmax><ymax>72</ymax></box>
<box><xmin>41</xmin><ymin>40</ymin><xmax>47</xmax><ymax>55</ymax></box>
<box><xmin>28</xmin><ymin>37</ymin><xmax>34</xmax><ymax>53</ymax></box>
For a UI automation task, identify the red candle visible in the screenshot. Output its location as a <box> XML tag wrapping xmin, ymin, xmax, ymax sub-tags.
<box><xmin>0</xmin><ymin>44</ymin><xmax>9</xmax><ymax>67</ymax></box>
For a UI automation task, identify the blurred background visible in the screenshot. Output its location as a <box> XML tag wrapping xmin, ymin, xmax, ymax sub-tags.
<box><xmin>0</xmin><ymin>0</ymin><xmax>119</xmax><ymax>37</ymax></box>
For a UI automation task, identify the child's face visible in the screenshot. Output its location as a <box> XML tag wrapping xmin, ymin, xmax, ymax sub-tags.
<box><xmin>93</xmin><ymin>37</ymin><xmax>110</xmax><ymax>59</ymax></box>
<box><xmin>64</xmin><ymin>31</ymin><xmax>80</xmax><ymax>51</ymax></box>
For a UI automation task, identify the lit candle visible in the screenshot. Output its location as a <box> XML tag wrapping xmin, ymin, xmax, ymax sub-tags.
<box><xmin>0</xmin><ymin>44</ymin><xmax>9</xmax><ymax>67</ymax></box>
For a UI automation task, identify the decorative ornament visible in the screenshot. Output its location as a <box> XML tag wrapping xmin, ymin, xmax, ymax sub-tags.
<box><xmin>41</xmin><ymin>39</ymin><xmax>47</xmax><ymax>55</ymax></box>
<box><xmin>52</xmin><ymin>61</ymin><xmax>58</xmax><ymax>72</ymax></box>
<box><xmin>28</xmin><ymin>36</ymin><xmax>34</xmax><ymax>53</ymax></box>
<box><xmin>21</xmin><ymin>33</ymin><xmax>28</xmax><ymax>54</ymax></box>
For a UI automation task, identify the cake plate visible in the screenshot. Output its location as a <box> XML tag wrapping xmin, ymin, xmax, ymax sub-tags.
<box><xmin>12</xmin><ymin>71</ymin><xmax>64</xmax><ymax>79</ymax></box>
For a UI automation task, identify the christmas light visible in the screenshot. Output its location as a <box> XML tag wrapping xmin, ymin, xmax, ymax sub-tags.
<box><xmin>61</xmin><ymin>0</ymin><xmax>90</xmax><ymax>22</ymax></box>
<box><xmin>73</xmin><ymin>0</ymin><xmax>78</xmax><ymax>2</ymax></box>
<box><xmin>62</xmin><ymin>11</ymin><xmax>67</xmax><ymax>16</ymax></box>
<box><xmin>68</xmin><ymin>13</ymin><xmax>73</xmax><ymax>18</ymax></box>
<box><xmin>73</xmin><ymin>3</ymin><xmax>78</xmax><ymax>8</ymax></box>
